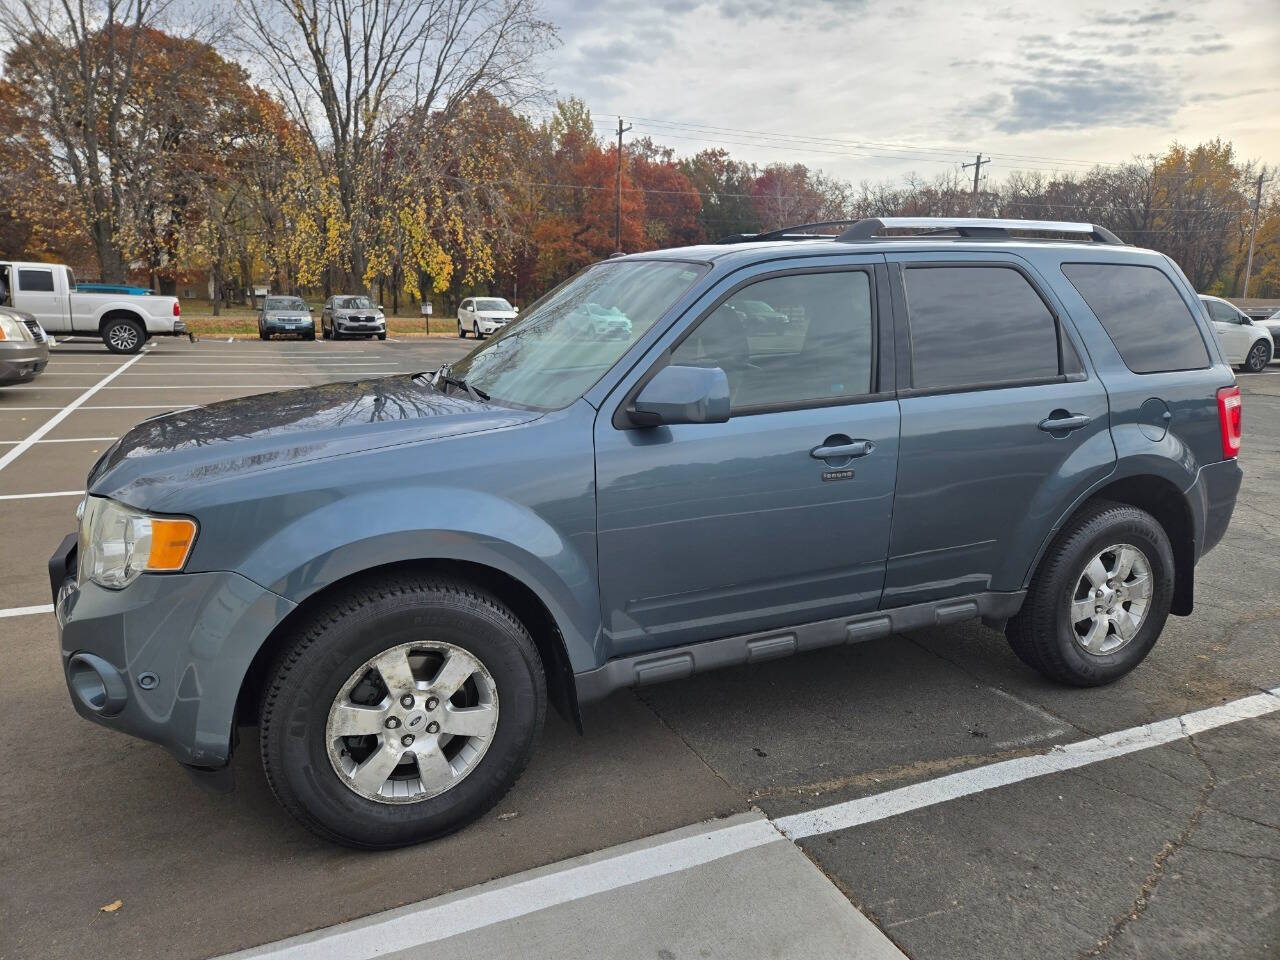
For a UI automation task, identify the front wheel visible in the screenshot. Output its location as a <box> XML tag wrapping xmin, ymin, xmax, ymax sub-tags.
<box><xmin>1006</xmin><ymin>501</ymin><xmax>1173</xmax><ymax>686</ymax></box>
<box><xmin>377</xmin><ymin>332</ymin><xmax>387</xmax><ymax>341</ymax></box>
<box><xmin>259</xmin><ymin>573</ymin><xmax>546</xmax><ymax>848</ymax></box>
<box><xmin>474</xmin><ymin>322</ymin><xmax>483</xmax><ymax>340</ymax></box>
<box><xmin>1242</xmin><ymin>339</ymin><xmax>1271</xmax><ymax>373</ymax></box>
<box><xmin>103</xmin><ymin>317</ymin><xmax>145</xmax><ymax>354</ymax></box>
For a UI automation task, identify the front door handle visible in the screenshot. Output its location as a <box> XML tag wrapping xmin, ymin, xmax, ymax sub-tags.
<box><xmin>810</xmin><ymin>439</ymin><xmax>875</xmax><ymax>460</ymax></box>
<box><xmin>1039</xmin><ymin>413</ymin><xmax>1092</xmax><ymax>434</ymax></box>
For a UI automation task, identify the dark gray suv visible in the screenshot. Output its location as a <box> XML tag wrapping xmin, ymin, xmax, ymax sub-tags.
<box><xmin>50</xmin><ymin>217</ymin><xmax>1243</xmax><ymax>848</ymax></box>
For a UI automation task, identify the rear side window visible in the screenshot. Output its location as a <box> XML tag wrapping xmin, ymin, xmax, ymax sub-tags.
<box><xmin>18</xmin><ymin>268</ymin><xmax>55</xmax><ymax>292</ymax></box>
<box><xmin>904</xmin><ymin>265</ymin><xmax>1060</xmax><ymax>391</ymax></box>
<box><xmin>1063</xmin><ymin>263</ymin><xmax>1210</xmax><ymax>374</ymax></box>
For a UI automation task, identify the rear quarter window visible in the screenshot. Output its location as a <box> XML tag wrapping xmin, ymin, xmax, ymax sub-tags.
<box><xmin>1062</xmin><ymin>263</ymin><xmax>1210</xmax><ymax>374</ymax></box>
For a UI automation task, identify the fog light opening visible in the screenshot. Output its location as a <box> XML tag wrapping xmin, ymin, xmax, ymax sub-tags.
<box><xmin>67</xmin><ymin>653</ymin><xmax>128</xmax><ymax>716</ymax></box>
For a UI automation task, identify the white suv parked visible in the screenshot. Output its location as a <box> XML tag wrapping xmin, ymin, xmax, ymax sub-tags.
<box><xmin>457</xmin><ymin>297</ymin><xmax>517</xmax><ymax>339</ymax></box>
<box><xmin>1199</xmin><ymin>295</ymin><xmax>1273</xmax><ymax>373</ymax></box>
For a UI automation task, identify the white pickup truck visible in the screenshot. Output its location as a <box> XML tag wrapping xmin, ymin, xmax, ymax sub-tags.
<box><xmin>0</xmin><ymin>260</ymin><xmax>184</xmax><ymax>354</ymax></box>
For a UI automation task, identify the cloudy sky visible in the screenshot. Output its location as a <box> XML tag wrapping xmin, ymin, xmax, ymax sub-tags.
<box><xmin>539</xmin><ymin>0</ymin><xmax>1280</xmax><ymax>184</ymax></box>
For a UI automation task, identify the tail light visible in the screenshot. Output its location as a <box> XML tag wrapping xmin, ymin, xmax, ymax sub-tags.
<box><xmin>173</xmin><ymin>301</ymin><xmax>181</xmax><ymax>317</ymax></box>
<box><xmin>1217</xmin><ymin>386</ymin><xmax>1242</xmax><ymax>459</ymax></box>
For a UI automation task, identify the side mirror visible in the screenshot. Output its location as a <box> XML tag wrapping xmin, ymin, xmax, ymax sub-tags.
<box><xmin>629</xmin><ymin>365</ymin><xmax>730</xmax><ymax>427</ymax></box>
<box><xmin>308</xmin><ymin>306</ymin><xmax>314</xmax><ymax>312</ymax></box>
<box><xmin>514</xmin><ymin>306</ymin><xmax>520</xmax><ymax>313</ymax></box>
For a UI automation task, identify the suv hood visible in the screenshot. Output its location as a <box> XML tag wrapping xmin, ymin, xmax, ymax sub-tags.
<box><xmin>88</xmin><ymin>375</ymin><xmax>538</xmax><ymax>505</ymax></box>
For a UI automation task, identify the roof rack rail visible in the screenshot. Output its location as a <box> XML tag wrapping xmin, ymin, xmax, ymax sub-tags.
<box><xmin>718</xmin><ymin>220</ymin><xmax>862</xmax><ymax>244</ymax></box>
<box><xmin>836</xmin><ymin>217</ymin><xmax>1124</xmax><ymax>245</ymax></box>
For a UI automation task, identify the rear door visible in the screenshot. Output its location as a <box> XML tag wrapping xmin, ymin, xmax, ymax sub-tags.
<box><xmin>883</xmin><ymin>253</ymin><xmax>1115</xmax><ymax>607</ymax></box>
<box><xmin>594</xmin><ymin>257</ymin><xmax>900</xmax><ymax>656</ymax></box>
<box><xmin>15</xmin><ymin>265</ymin><xmax>69</xmax><ymax>332</ymax></box>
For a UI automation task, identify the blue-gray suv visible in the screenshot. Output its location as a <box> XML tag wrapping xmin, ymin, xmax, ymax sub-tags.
<box><xmin>50</xmin><ymin>217</ymin><xmax>1244</xmax><ymax>848</ymax></box>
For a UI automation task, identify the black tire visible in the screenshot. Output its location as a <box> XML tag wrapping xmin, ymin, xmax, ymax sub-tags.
<box><xmin>377</xmin><ymin>332</ymin><xmax>387</xmax><ymax>341</ymax></box>
<box><xmin>259</xmin><ymin>573</ymin><xmax>546</xmax><ymax>848</ymax></box>
<box><xmin>459</xmin><ymin>323</ymin><xmax>467</xmax><ymax>338</ymax></box>
<box><xmin>259</xmin><ymin>330</ymin><xmax>269</xmax><ymax>341</ymax></box>
<box><xmin>103</xmin><ymin>317</ymin><xmax>145</xmax><ymax>354</ymax></box>
<box><xmin>304</xmin><ymin>328</ymin><xmax>316</xmax><ymax>341</ymax></box>
<box><xmin>474</xmin><ymin>322</ymin><xmax>484</xmax><ymax>340</ymax></box>
<box><xmin>1006</xmin><ymin>500</ymin><xmax>1174</xmax><ymax>686</ymax></box>
<box><xmin>1243</xmin><ymin>339</ymin><xmax>1270</xmax><ymax>373</ymax></box>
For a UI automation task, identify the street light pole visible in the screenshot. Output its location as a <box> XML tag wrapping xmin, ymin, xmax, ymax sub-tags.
<box><xmin>1243</xmin><ymin>170</ymin><xmax>1270</xmax><ymax>300</ymax></box>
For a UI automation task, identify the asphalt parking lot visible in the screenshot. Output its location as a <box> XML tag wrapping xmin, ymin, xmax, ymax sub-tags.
<box><xmin>1</xmin><ymin>336</ymin><xmax>1277</xmax><ymax>960</ymax></box>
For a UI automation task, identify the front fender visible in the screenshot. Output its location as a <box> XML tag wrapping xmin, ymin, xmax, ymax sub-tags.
<box><xmin>210</xmin><ymin>487</ymin><xmax>602</xmax><ymax>674</ymax></box>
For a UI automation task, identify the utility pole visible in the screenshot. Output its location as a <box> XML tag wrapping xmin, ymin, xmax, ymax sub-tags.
<box><xmin>1243</xmin><ymin>169</ymin><xmax>1270</xmax><ymax>299</ymax></box>
<box><xmin>962</xmin><ymin>153</ymin><xmax>990</xmax><ymax>216</ymax></box>
<box><xmin>615</xmin><ymin>116</ymin><xmax>632</xmax><ymax>253</ymax></box>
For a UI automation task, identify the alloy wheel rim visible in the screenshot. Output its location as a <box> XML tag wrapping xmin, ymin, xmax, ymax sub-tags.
<box><xmin>109</xmin><ymin>324</ymin><xmax>138</xmax><ymax>350</ymax></box>
<box><xmin>1249</xmin><ymin>343</ymin><xmax>1267</xmax><ymax>370</ymax></box>
<box><xmin>1069</xmin><ymin>543</ymin><xmax>1153</xmax><ymax>656</ymax></box>
<box><xmin>325</xmin><ymin>640</ymin><xmax>499</xmax><ymax>803</ymax></box>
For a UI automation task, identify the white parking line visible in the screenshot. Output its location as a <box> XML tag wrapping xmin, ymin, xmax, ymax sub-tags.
<box><xmin>774</xmin><ymin>687</ymin><xmax>1280</xmax><ymax>839</ymax></box>
<box><xmin>7</xmin><ymin>384</ymin><xmax>311</xmax><ymax>390</ymax></box>
<box><xmin>0</xmin><ymin>604</ymin><xmax>53</xmax><ymax>618</ymax></box>
<box><xmin>0</xmin><ymin>349</ymin><xmax>147</xmax><ymax>475</ymax></box>
<box><xmin>0</xmin><ymin>437</ymin><xmax>116</xmax><ymax>445</ymax></box>
<box><xmin>0</xmin><ymin>490</ymin><xmax>83</xmax><ymax>501</ymax></box>
<box><xmin>0</xmin><ymin>405</ymin><xmax>196</xmax><ymax>411</ymax></box>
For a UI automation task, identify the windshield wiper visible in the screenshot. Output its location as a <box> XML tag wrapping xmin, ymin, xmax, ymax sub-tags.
<box><xmin>420</xmin><ymin>364</ymin><xmax>489</xmax><ymax>402</ymax></box>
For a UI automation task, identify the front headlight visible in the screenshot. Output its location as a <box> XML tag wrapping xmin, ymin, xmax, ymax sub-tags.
<box><xmin>78</xmin><ymin>495</ymin><xmax>198</xmax><ymax>589</ymax></box>
<box><xmin>0</xmin><ymin>312</ymin><xmax>32</xmax><ymax>342</ymax></box>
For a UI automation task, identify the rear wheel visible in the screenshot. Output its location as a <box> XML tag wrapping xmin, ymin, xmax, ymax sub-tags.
<box><xmin>259</xmin><ymin>573</ymin><xmax>546</xmax><ymax>848</ymax></box>
<box><xmin>1006</xmin><ymin>501</ymin><xmax>1173</xmax><ymax>686</ymax></box>
<box><xmin>103</xmin><ymin>317</ymin><xmax>145</xmax><ymax>354</ymax></box>
<box><xmin>1243</xmin><ymin>339</ymin><xmax>1270</xmax><ymax>373</ymax></box>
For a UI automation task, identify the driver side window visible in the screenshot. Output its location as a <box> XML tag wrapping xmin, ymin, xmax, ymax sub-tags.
<box><xmin>669</xmin><ymin>271</ymin><xmax>874</xmax><ymax>412</ymax></box>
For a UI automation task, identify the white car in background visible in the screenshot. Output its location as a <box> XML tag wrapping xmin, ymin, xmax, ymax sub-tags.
<box><xmin>458</xmin><ymin>297</ymin><xmax>518</xmax><ymax>339</ymax></box>
<box><xmin>1199</xmin><ymin>295</ymin><xmax>1273</xmax><ymax>373</ymax></box>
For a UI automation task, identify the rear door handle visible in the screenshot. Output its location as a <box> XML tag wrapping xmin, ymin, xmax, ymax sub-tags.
<box><xmin>1038</xmin><ymin>413</ymin><xmax>1092</xmax><ymax>433</ymax></box>
<box><xmin>810</xmin><ymin>439</ymin><xmax>875</xmax><ymax>460</ymax></box>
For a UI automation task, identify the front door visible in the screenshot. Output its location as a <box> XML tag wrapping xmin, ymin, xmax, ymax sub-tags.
<box><xmin>1206</xmin><ymin>299</ymin><xmax>1249</xmax><ymax>363</ymax></box>
<box><xmin>883</xmin><ymin>255</ymin><xmax>1116</xmax><ymax>607</ymax></box>
<box><xmin>594</xmin><ymin>261</ymin><xmax>900</xmax><ymax>657</ymax></box>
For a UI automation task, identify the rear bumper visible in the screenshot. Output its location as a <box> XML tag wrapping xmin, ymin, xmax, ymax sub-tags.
<box><xmin>51</xmin><ymin>533</ymin><xmax>296</xmax><ymax>769</ymax></box>
<box><xmin>1192</xmin><ymin>457</ymin><xmax>1243</xmax><ymax>559</ymax></box>
<box><xmin>0</xmin><ymin>340</ymin><xmax>49</xmax><ymax>383</ymax></box>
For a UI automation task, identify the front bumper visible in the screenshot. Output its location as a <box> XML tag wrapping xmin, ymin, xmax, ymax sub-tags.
<box><xmin>50</xmin><ymin>533</ymin><xmax>296</xmax><ymax>769</ymax></box>
<box><xmin>263</xmin><ymin>319</ymin><xmax>314</xmax><ymax>334</ymax></box>
<box><xmin>336</xmin><ymin>316</ymin><xmax>386</xmax><ymax>334</ymax></box>
<box><xmin>0</xmin><ymin>340</ymin><xmax>50</xmax><ymax>384</ymax></box>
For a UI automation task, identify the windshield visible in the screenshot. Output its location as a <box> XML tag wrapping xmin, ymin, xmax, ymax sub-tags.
<box><xmin>337</xmin><ymin>296</ymin><xmax>374</xmax><ymax>309</ymax></box>
<box><xmin>476</xmin><ymin>298</ymin><xmax>513</xmax><ymax>311</ymax></box>
<box><xmin>448</xmin><ymin>260</ymin><xmax>703</xmax><ymax>410</ymax></box>
<box><xmin>265</xmin><ymin>297</ymin><xmax>306</xmax><ymax>311</ymax></box>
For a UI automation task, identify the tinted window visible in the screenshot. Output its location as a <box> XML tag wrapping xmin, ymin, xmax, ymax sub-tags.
<box><xmin>1063</xmin><ymin>264</ymin><xmax>1210</xmax><ymax>374</ymax></box>
<box><xmin>18</xmin><ymin>268</ymin><xmax>55</xmax><ymax>292</ymax></box>
<box><xmin>671</xmin><ymin>271</ymin><xmax>873</xmax><ymax>410</ymax></box>
<box><xmin>905</xmin><ymin>266</ymin><xmax>1059</xmax><ymax>390</ymax></box>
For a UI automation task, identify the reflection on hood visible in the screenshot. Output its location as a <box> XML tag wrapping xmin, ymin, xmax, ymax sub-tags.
<box><xmin>89</xmin><ymin>375</ymin><xmax>540</xmax><ymax>501</ymax></box>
